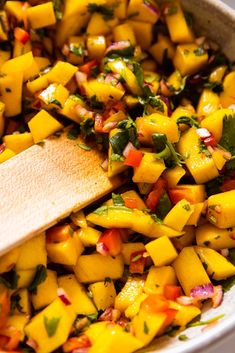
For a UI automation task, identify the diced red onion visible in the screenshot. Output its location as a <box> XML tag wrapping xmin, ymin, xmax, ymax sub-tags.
<box><xmin>143</xmin><ymin>1</ymin><xmax>159</xmax><ymax>15</ymax></box>
<box><xmin>159</xmin><ymin>95</ymin><xmax>172</xmax><ymax>116</ymax></box>
<box><xmin>220</xmin><ymin>248</ymin><xmax>229</xmax><ymax>257</ymax></box>
<box><xmin>196</xmin><ymin>128</ymin><xmax>211</xmax><ymax>140</ymax></box>
<box><xmin>190</xmin><ymin>283</ymin><xmax>214</xmax><ymax>300</ymax></box>
<box><xmin>75</xmin><ymin>71</ymin><xmax>87</xmax><ymax>87</ymax></box>
<box><xmin>96</xmin><ymin>242</ymin><xmax>109</xmax><ymax>256</ymax></box>
<box><xmin>176</xmin><ymin>296</ymin><xmax>195</xmax><ymax>306</ymax></box>
<box><xmin>123</xmin><ymin>142</ymin><xmax>136</xmax><ymax>158</ymax></box>
<box><xmin>57</xmin><ymin>287</ymin><xmax>71</xmax><ymax>305</ymax></box>
<box><xmin>187</xmin><ymin>74</ymin><xmax>204</xmax><ymax>86</ymax></box>
<box><xmin>100</xmin><ymin>158</ymin><xmax>108</xmax><ymax>171</ymax></box>
<box><xmin>62</xmin><ymin>44</ymin><xmax>70</xmax><ymax>56</ymax></box>
<box><xmin>99</xmin><ymin>307</ymin><xmax>113</xmax><ymax>321</ymax></box>
<box><xmin>75</xmin><ymin>105</ymin><xmax>94</xmax><ymax>119</ymax></box>
<box><xmin>102</xmin><ymin>121</ymin><xmax>117</xmax><ymax>132</ymax></box>
<box><xmin>195</xmin><ymin>37</ymin><xmax>206</xmax><ymax>46</ymax></box>
<box><xmin>212</xmin><ymin>285</ymin><xmax>223</xmax><ymax>308</ymax></box>
<box><xmin>228</xmin><ymin>104</ymin><xmax>235</xmax><ymax>112</ymax></box>
<box><xmin>26</xmin><ymin>338</ymin><xmax>38</xmax><ymax>350</ymax></box>
<box><xmin>105</xmin><ymin>40</ymin><xmax>131</xmax><ymax>55</ymax></box>
<box><xmin>0</xmin><ymin>143</ymin><xmax>6</xmax><ymax>154</ymax></box>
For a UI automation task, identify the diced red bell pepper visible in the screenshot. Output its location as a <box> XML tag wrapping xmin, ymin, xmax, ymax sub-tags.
<box><xmin>79</xmin><ymin>60</ymin><xmax>98</xmax><ymax>77</ymax></box>
<box><xmin>94</xmin><ymin>114</ymin><xmax>104</xmax><ymax>133</ymax></box>
<box><xmin>46</xmin><ymin>224</ymin><xmax>72</xmax><ymax>243</ymax></box>
<box><xmin>203</xmin><ymin>135</ymin><xmax>216</xmax><ymax>147</ymax></box>
<box><xmin>0</xmin><ymin>290</ymin><xmax>10</xmax><ymax>330</ymax></box>
<box><xmin>97</xmin><ymin>228</ymin><xmax>122</xmax><ymax>256</ymax></box>
<box><xmin>146</xmin><ymin>178</ymin><xmax>167</xmax><ymax>212</ymax></box>
<box><xmin>63</xmin><ymin>335</ymin><xmax>91</xmax><ymax>353</ymax></box>
<box><xmin>164</xmin><ymin>285</ymin><xmax>182</xmax><ymax>301</ymax></box>
<box><xmin>168</xmin><ymin>187</ymin><xmax>195</xmax><ymax>205</ymax></box>
<box><xmin>14</xmin><ymin>27</ymin><xmax>30</xmax><ymax>45</ymax></box>
<box><xmin>129</xmin><ymin>250</ymin><xmax>146</xmax><ymax>274</ymax></box>
<box><xmin>119</xmin><ymin>228</ymin><xmax>130</xmax><ymax>242</ymax></box>
<box><xmin>124</xmin><ymin>197</ymin><xmax>139</xmax><ymax>209</ymax></box>
<box><xmin>141</xmin><ymin>294</ymin><xmax>169</xmax><ymax>314</ymax></box>
<box><xmin>124</xmin><ymin>150</ymin><xmax>143</xmax><ymax>168</ymax></box>
<box><xmin>162</xmin><ymin>308</ymin><xmax>178</xmax><ymax>330</ymax></box>
<box><xmin>221</xmin><ymin>178</ymin><xmax>235</xmax><ymax>192</ymax></box>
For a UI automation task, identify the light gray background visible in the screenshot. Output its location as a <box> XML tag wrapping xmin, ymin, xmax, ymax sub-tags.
<box><xmin>202</xmin><ymin>1</ymin><xmax>235</xmax><ymax>352</ymax></box>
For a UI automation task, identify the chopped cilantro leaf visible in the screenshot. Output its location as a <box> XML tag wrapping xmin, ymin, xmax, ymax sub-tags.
<box><xmin>87</xmin><ymin>3</ymin><xmax>114</xmax><ymax>20</ymax></box>
<box><xmin>143</xmin><ymin>321</ymin><xmax>149</xmax><ymax>334</ymax></box>
<box><xmin>219</xmin><ymin>114</ymin><xmax>235</xmax><ymax>170</ymax></box>
<box><xmin>10</xmin><ymin>294</ymin><xmax>23</xmax><ymax>314</ymax></box>
<box><xmin>67</xmin><ymin>126</ymin><xmax>80</xmax><ymax>140</ymax></box>
<box><xmin>0</xmin><ymin>267</ymin><xmax>19</xmax><ymax>289</ymax></box>
<box><xmin>178</xmin><ymin>334</ymin><xmax>189</xmax><ymax>341</ymax></box>
<box><xmin>44</xmin><ymin>316</ymin><xmax>61</xmax><ymax>337</ymax></box>
<box><xmin>28</xmin><ymin>265</ymin><xmax>47</xmax><ymax>294</ymax></box>
<box><xmin>112</xmin><ymin>193</ymin><xmax>125</xmax><ymax>206</ymax></box>
<box><xmin>194</xmin><ymin>47</ymin><xmax>206</xmax><ymax>56</ymax></box>
<box><xmin>70</xmin><ymin>45</ymin><xmax>85</xmax><ymax>57</ymax></box>
<box><xmin>77</xmin><ymin>143</ymin><xmax>92</xmax><ymax>151</ymax></box>
<box><xmin>53</xmin><ymin>0</ymin><xmax>63</xmax><ymax>20</ymax></box>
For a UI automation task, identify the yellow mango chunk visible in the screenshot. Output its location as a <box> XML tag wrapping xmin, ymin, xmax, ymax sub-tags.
<box><xmin>186</xmin><ymin>202</ymin><xmax>204</xmax><ymax>226</ymax></box>
<box><xmin>132</xmin><ymin>309</ymin><xmax>167</xmax><ymax>346</ymax></box>
<box><xmin>197</xmin><ymin>89</ymin><xmax>220</xmax><ymax>118</ymax></box>
<box><xmin>47</xmin><ymin>61</ymin><xmax>78</xmax><ymax>86</ymax></box>
<box><xmin>5</xmin><ymin>1</ymin><xmax>25</xmax><ymax>21</ymax></box>
<box><xmin>113</xmin><ymin>23</ymin><xmax>136</xmax><ymax>45</ymax></box>
<box><xmin>2</xmin><ymin>52</ymin><xmax>39</xmax><ymax>81</ymax></box>
<box><xmin>27</xmin><ymin>75</ymin><xmax>50</xmax><ymax>95</ymax></box>
<box><xmin>87</xmin><ymin>35</ymin><xmax>106</xmax><ymax>60</ymax></box>
<box><xmin>144</xmin><ymin>266</ymin><xmax>177</xmax><ymax>295</ymax></box>
<box><xmin>39</xmin><ymin>83</ymin><xmax>69</xmax><ymax>108</ymax></box>
<box><xmin>173</xmin><ymin>44</ymin><xmax>208</xmax><ymax>76</ymax></box>
<box><xmin>195</xmin><ymin>246</ymin><xmax>235</xmax><ymax>280</ymax></box>
<box><xmin>108</xmin><ymin>59</ymin><xmax>142</xmax><ymax>96</ymax></box>
<box><xmin>149</xmin><ymin>34</ymin><xmax>175</xmax><ymax>64</ymax></box>
<box><xmin>70</xmin><ymin>210</ymin><xmax>87</xmax><ymax>228</ymax></box>
<box><xmin>115</xmin><ymin>276</ymin><xmax>145</xmax><ymax>312</ymax></box>
<box><xmin>125</xmin><ymin>293</ymin><xmax>148</xmax><ymax>319</ymax></box>
<box><xmin>220</xmin><ymin>71</ymin><xmax>235</xmax><ymax>107</ymax></box>
<box><xmin>136</xmin><ymin>113</ymin><xmax>179</xmax><ymax>144</ymax></box>
<box><xmin>85</xmin><ymin>321</ymin><xmax>108</xmax><ymax>344</ymax></box>
<box><xmin>26</xmin><ymin>2</ymin><xmax>56</xmax><ymax>29</ymax></box>
<box><xmin>169</xmin><ymin>300</ymin><xmax>201</xmax><ymax>327</ymax></box>
<box><xmin>74</xmin><ymin>254</ymin><xmax>124</xmax><ymax>283</ymax></box>
<box><xmin>127</xmin><ymin>20</ymin><xmax>153</xmax><ymax>50</ymax></box>
<box><xmin>89</xmin><ymin>280</ymin><xmax>116</xmax><ymax>310</ymax></box>
<box><xmin>212</xmin><ymin>150</ymin><xmax>227</xmax><ymax>171</ymax></box>
<box><xmin>58</xmin><ymin>274</ymin><xmax>97</xmax><ymax>315</ymax></box>
<box><xmin>0</xmin><ymin>148</ymin><xmax>15</xmax><ymax>163</ymax></box>
<box><xmin>83</xmin><ymin>80</ymin><xmax>124</xmax><ymax>103</ymax></box>
<box><xmin>163</xmin><ymin>166</ymin><xmax>186</xmax><ymax>187</ymax></box>
<box><xmin>3</xmin><ymin>132</ymin><xmax>34</xmax><ymax>154</ymax></box>
<box><xmin>28</xmin><ymin>110</ymin><xmax>63</xmax><ymax>143</ymax></box>
<box><xmin>196</xmin><ymin>223</ymin><xmax>235</xmax><ymax>250</ymax></box>
<box><xmin>46</xmin><ymin>234</ymin><xmax>84</xmax><ymax>266</ymax></box>
<box><xmin>173</xmin><ymin>226</ymin><xmax>196</xmax><ymax>251</ymax></box>
<box><xmin>0</xmin><ymin>101</ymin><xmax>5</xmax><ymax>137</ymax></box>
<box><xmin>207</xmin><ymin>190</ymin><xmax>235</xmax><ymax>228</ymax></box>
<box><xmin>59</xmin><ymin>95</ymin><xmax>85</xmax><ymax>124</ymax></box>
<box><xmin>16</xmin><ymin>233</ymin><xmax>46</xmax><ymax>271</ymax></box>
<box><xmin>87</xmin><ymin>13</ymin><xmax>111</xmax><ymax>36</ymax></box>
<box><xmin>24</xmin><ymin>298</ymin><xmax>76</xmax><ymax>353</ymax></box>
<box><xmin>31</xmin><ymin>270</ymin><xmax>58</xmax><ymax>310</ymax></box>
<box><xmin>34</xmin><ymin>57</ymin><xmax>51</xmax><ymax>71</ymax></box>
<box><xmin>133</xmin><ymin>152</ymin><xmax>166</xmax><ymax>183</ymax></box>
<box><xmin>145</xmin><ymin>236</ymin><xmax>178</xmax><ymax>266</ymax></box>
<box><xmin>164</xmin><ymin>199</ymin><xmax>194</xmax><ymax>231</ymax></box>
<box><xmin>127</xmin><ymin>0</ymin><xmax>160</xmax><ymax>23</ymax></box>
<box><xmin>0</xmin><ymin>71</ymin><xmax>23</xmax><ymax>117</ymax></box>
<box><xmin>177</xmin><ymin>128</ymin><xmax>219</xmax><ymax>184</ymax></box>
<box><xmin>0</xmin><ymin>246</ymin><xmax>20</xmax><ymax>273</ymax></box>
<box><xmin>171</xmin><ymin>104</ymin><xmax>196</xmax><ymax>132</ymax></box>
<box><xmin>89</xmin><ymin>324</ymin><xmax>143</xmax><ymax>353</ymax></box>
<box><xmin>121</xmin><ymin>243</ymin><xmax>145</xmax><ymax>265</ymax></box>
<box><xmin>173</xmin><ymin>247</ymin><xmax>211</xmax><ymax>296</ymax></box>
<box><xmin>66</xmin><ymin>36</ymin><xmax>86</xmax><ymax>65</ymax></box>
<box><xmin>201</xmin><ymin>108</ymin><xmax>233</xmax><ymax>142</ymax></box>
<box><xmin>76</xmin><ymin>227</ymin><xmax>101</xmax><ymax>247</ymax></box>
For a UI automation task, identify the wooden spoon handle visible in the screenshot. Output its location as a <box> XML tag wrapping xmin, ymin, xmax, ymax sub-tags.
<box><xmin>0</xmin><ymin>132</ymin><xmax>124</xmax><ymax>256</ymax></box>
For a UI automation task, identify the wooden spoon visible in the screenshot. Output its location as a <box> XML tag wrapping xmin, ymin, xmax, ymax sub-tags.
<box><xmin>0</xmin><ymin>131</ymin><xmax>124</xmax><ymax>256</ymax></box>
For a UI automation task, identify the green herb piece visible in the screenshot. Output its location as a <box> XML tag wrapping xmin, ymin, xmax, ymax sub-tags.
<box><xmin>89</xmin><ymin>95</ymin><xmax>104</xmax><ymax>110</ymax></box>
<box><xmin>80</xmin><ymin>118</ymin><xmax>94</xmax><ymax>138</ymax></box>
<box><xmin>178</xmin><ymin>334</ymin><xmax>189</xmax><ymax>341</ymax></box>
<box><xmin>152</xmin><ymin>133</ymin><xmax>167</xmax><ymax>152</ymax></box>
<box><xmin>176</xmin><ymin>116</ymin><xmax>199</xmax><ymax>128</ymax></box>
<box><xmin>183</xmin><ymin>204</ymin><xmax>191</xmax><ymax>211</ymax></box>
<box><xmin>50</xmin><ymin>99</ymin><xmax>62</xmax><ymax>108</ymax></box>
<box><xmin>93</xmin><ymin>206</ymin><xmax>109</xmax><ymax>215</ymax></box>
<box><xmin>28</xmin><ymin>265</ymin><xmax>47</xmax><ymax>294</ymax></box>
<box><xmin>104</xmin><ymin>277</ymin><xmax>112</xmax><ymax>284</ymax></box>
<box><xmin>143</xmin><ymin>321</ymin><xmax>149</xmax><ymax>334</ymax></box>
<box><xmin>36</xmin><ymin>141</ymin><xmax>45</xmax><ymax>147</ymax></box>
<box><xmin>70</xmin><ymin>45</ymin><xmax>85</xmax><ymax>57</ymax></box>
<box><xmin>87</xmin><ymin>312</ymin><xmax>98</xmax><ymax>322</ymax></box>
<box><xmin>10</xmin><ymin>294</ymin><xmax>23</xmax><ymax>314</ymax></box>
<box><xmin>91</xmin><ymin>66</ymin><xmax>99</xmax><ymax>78</ymax></box>
<box><xmin>187</xmin><ymin>314</ymin><xmax>224</xmax><ymax>328</ymax></box>
<box><xmin>67</xmin><ymin>126</ymin><xmax>80</xmax><ymax>140</ymax></box>
<box><xmin>112</xmin><ymin>193</ymin><xmax>125</xmax><ymax>207</ymax></box>
<box><xmin>110</xmin><ymin>153</ymin><xmax>124</xmax><ymax>162</ymax></box>
<box><xmin>148</xmin><ymin>96</ymin><xmax>164</xmax><ymax>113</ymax></box>
<box><xmin>44</xmin><ymin>316</ymin><xmax>61</xmax><ymax>337</ymax></box>
<box><xmin>77</xmin><ymin>143</ymin><xmax>92</xmax><ymax>151</ymax></box>
<box><xmin>219</xmin><ymin>114</ymin><xmax>235</xmax><ymax>170</ymax></box>
<box><xmin>166</xmin><ymin>6</ymin><xmax>178</xmax><ymax>15</ymax></box>
<box><xmin>0</xmin><ymin>268</ymin><xmax>19</xmax><ymax>289</ymax></box>
<box><xmin>151</xmin><ymin>213</ymin><xmax>163</xmax><ymax>224</ymax></box>
<box><xmin>156</xmin><ymin>192</ymin><xmax>172</xmax><ymax>219</ymax></box>
<box><xmin>53</xmin><ymin>0</ymin><xmax>63</xmax><ymax>20</ymax></box>
<box><xmin>165</xmin><ymin>325</ymin><xmax>180</xmax><ymax>336</ymax></box>
<box><xmin>194</xmin><ymin>47</ymin><xmax>206</xmax><ymax>56</ymax></box>
<box><xmin>204</xmin><ymin>81</ymin><xmax>223</xmax><ymax>93</ymax></box>
<box><xmin>5</xmin><ymin>87</ymin><xmax>11</xmax><ymax>92</ymax></box>
<box><xmin>229</xmin><ymin>249</ymin><xmax>235</xmax><ymax>266</ymax></box>
<box><xmin>132</xmin><ymin>254</ymin><xmax>142</xmax><ymax>262</ymax></box>
<box><xmin>184</xmin><ymin>11</ymin><xmax>193</xmax><ymax>27</ymax></box>
<box><xmin>219</xmin><ymin>275</ymin><xmax>235</xmax><ymax>292</ymax></box>
<box><xmin>203</xmin><ymin>262</ymin><xmax>208</xmax><ymax>270</ymax></box>
<box><xmin>203</xmin><ymin>241</ymin><xmax>210</xmax><ymax>246</ymax></box>
<box><xmin>110</xmin><ymin>130</ymin><xmax>129</xmax><ymax>155</ymax></box>
<box><xmin>106</xmin><ymin>42</ymin><xmax>135</xmax><ymax>58</ymax></box>
<box><xmin>127</xmin><ymin>11</ymin><xmax>140</xmax><ymax>19</ymax></box>
<box><xmin>87</xmin><ymin>3</ymin><xmax>114</xmax><ymax>20</ymax></box>
<box><xmin>199</xmin><ymin>140</ymin><xmax>211</xmax><ymax>157</ymax></box>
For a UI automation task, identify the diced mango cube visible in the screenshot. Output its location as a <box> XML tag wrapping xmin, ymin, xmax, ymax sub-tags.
<box><xmin>26</xmin><ymin>2</ymin><xmax>56</xmax><ymax>29</ymax></box>
<box><xmin>144</xmin><ymin>266</ymin><xmax>177</xmax><ymax>295</ymax></box>
<box><xmin>47</xmin><ymin>61</ymin><xmax>78</xmax><ymax>86</ymax></box>
<box><xmin>207</xmin><ymin>190</ymin><xmax>235</xmax><ymax>229</ymax></box>
<box><xmin>76</xmin><ymin>227</ymin><xmax>101</xmax><ymax>247</ymax></box>
<box><xmin>169</xmin><ymin>300</ymin><xmax>201</xmax><ymax>327</ymax></box>
<box><xmin>196</xmin><ymin>223</ymin><xmax>235</xmax><ymax>250</ymax></box>
<box><xmin>121</xmin><ymin>243</ymin><xmax>145</xmax><ymax>265</ymax></box>
<box><xmin>31</xmin><ymin>270</ymin><xmax>58</xmax><ymax>310</ymax></box>
<box><xmin>3</xmin><ymin>132</ymin><xmax>34</xmax><ymax>154</ymax></box>
<box><xmin>133</xmin><ymin>152</ymin><xmax>166</xmax><ymax>183</ymax></box>
<box><xmin>115</xmin><ymin>277</ymin><xmax>145</xmax><ymax>312</ymax></box>
<box><xmin>89</xmin><ymin>280</ymin><xmax>116</xmax><ymax>310</ymax></box>
<box><xmin>145</xmin><ymin>237</ymin><xmax>178</xmax><ymax>266</ymax></box>
<box><xmin>163</xmin><ymin>199</ymin><xmax>194</xmax><ymax>231</ymax></box>
<box><xmin>173</xmin><ymin>44</ymin><xmax>208</xmax><ymax>76</ymax></box>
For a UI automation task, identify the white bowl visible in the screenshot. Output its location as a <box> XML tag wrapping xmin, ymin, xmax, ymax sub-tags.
<box><xmin>140</xmin><ymin>1</ymin><xmax>235</xmax><ymax>352</ymax></box>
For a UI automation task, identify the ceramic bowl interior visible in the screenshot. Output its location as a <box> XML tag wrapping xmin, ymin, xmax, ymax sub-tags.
<box><xmin>140</xmin><ymin>1</ymin><xmax>235</xmax><ymax>352</ymax></box>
